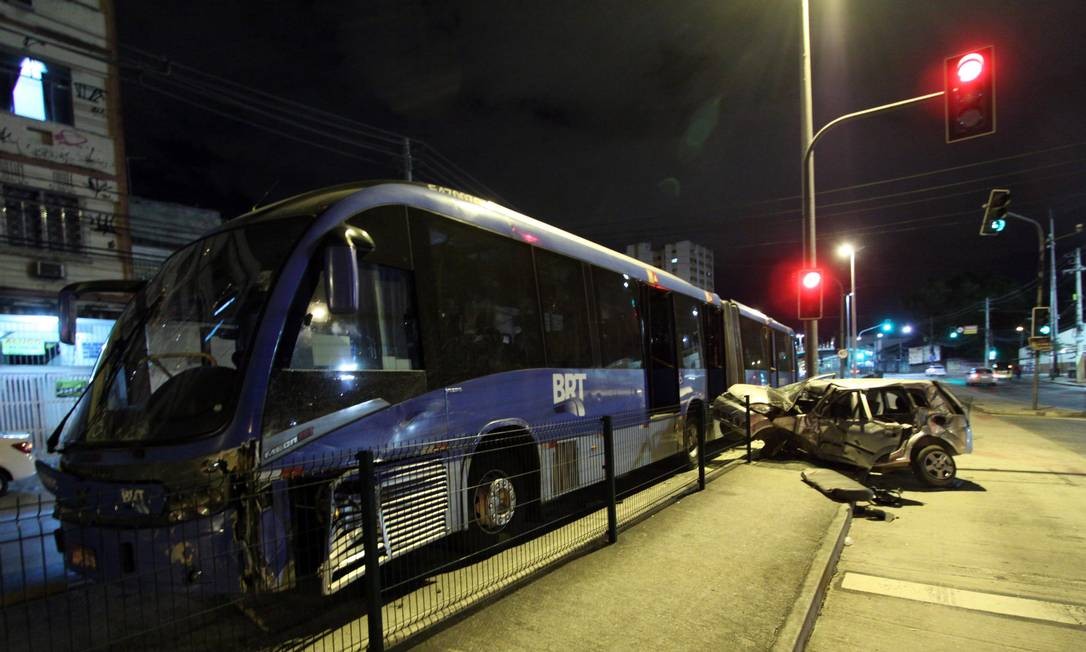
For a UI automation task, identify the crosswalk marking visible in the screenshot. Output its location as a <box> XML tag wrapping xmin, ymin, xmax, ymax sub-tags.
<box><xmin>840</xmin><ymin>572</ymin><xmax>1086</xmax><ymax>627</ymax></box>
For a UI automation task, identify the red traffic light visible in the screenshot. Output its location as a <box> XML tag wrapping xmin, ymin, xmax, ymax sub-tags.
<box><xmin>945</xmin><ymin>46</ymin><xmax>996</xmax><ymax>143</ymax></box>
<box><xmin>797</xmin><ymin>268</ymin><xmax>823</xmax><ymax>320</ymax></box>
<box><xmin>956</xmin><ymin>52</ymin><xmax>984</xmax><ymax>83</ymax></box>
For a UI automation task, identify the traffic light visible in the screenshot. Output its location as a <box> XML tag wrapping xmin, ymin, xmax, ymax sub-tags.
<box><xmin>980</xmin><ymin>188</ymin><xmax>1010</xmax><ymax>235</ymax></box>
<box><xmin>880</xmin><ymin>320</ymin><xmax>893</xmax><ymax>333</ymax></box>
<box><xmin>945</xmin><ymin>46</ymin><xmax>996</xmax><ymax>143</ymax></box>
<box><xmin>1031</xmin><ymin>306</ymin><xmax>1050</xmax><ymax>337</ymax></box>
<box><xmin>797</xmin><ymin>269</ymin><xmax>823</xmax><ymax>320</ymax></box>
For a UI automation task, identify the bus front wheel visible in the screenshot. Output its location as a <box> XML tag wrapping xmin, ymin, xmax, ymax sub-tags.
<box><xmin>467</xmin><ymin>453</ymin><xmax>528</xmax><ymax>549</ymax></box>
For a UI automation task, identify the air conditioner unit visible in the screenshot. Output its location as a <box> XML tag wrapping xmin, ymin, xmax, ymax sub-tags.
<box><xmin>32</xmin><ymin>260</ymin><xmax>66</xmax><ymax>280</ymax></box>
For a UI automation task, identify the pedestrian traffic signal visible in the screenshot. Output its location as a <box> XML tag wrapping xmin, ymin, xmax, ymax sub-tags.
<box><xmin>980</xmin><ymin>188</ymin><xmax>1010</xmax><ymax>236</ymax></box>
<box><xmin>945</xmin><ymin>46</ymin><xmax>995</xmax><ymax>143</ymax></box>
<box><xmin>1031</xmin><ymin>306</ymin><xmax>1050</xmax><ymax>337</ymax></box>
<box><xmin>797</xmin><ymin>269</ymin><xmax>823</xmax><ymax>320</ymax></box>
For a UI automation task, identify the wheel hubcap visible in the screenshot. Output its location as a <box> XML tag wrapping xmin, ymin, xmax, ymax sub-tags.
<box><xmin>922</xmin><ymin>450</ymin><xmax>954</xmax><ymax>480</ymax></box>
<box><xmin>474</xmin><ymin>472</ymin><xmax>516</xmax><ymax>533</ymax></box>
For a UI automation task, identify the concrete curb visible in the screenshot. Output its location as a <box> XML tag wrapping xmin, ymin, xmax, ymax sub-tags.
<box><xmin>969</xmin><ymin>403</ymin><xmax>1086</xmax><ymax>419</ymax></box>
<box><xmin>772</xmin><ymin>502</ymin><xmax>853</xmax><ymax>652</ymax></box>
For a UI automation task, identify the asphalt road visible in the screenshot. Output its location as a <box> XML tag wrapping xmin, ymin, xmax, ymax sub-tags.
<box><xmin>943</xmin><ymin>375</ymin><xmax>1086</xmax><ymax>413</ymax></box>
<box><xmin>808</xmin><ymin>406</ymin><xmax>1086</xmax><ymax>649</ymax></box>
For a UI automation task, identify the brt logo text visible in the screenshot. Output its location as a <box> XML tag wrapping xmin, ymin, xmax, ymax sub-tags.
<box><xmin>552</xmin><ymin>373</ymin><xmax>587</xmax><ymax>405</ymax></box>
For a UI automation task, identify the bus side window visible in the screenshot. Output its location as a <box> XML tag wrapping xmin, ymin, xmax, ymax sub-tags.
<box><xmin>739</xmin><ymin>315</ymin><xmax>768</xmax><ymax>380</ymax></box>
<box><xmin>410</xmin><ymin>209</ymin><xmax>544</xmax><ymax>388</ymax></box>
<box><xmin>535</xmin><ymin>248</ymin><xmax>592</xmax><ymax>368</ymax></box>
<box><xmin>263</xmin><ymin>259</ymin><xmax>426</xmax><ymax>435</ymax></box>
<box><xmin>673</xmin><ymin>294</ymin><xmax>703</xmax><ymax>369</ymax></box>
<box><xmin>775</xmin><ymin>329</ymin><xmax>795</xmax><ymax>385</ymax></box>
<box><xmin>591</xmin><ymin>267</ymin><xmax>643</xmax><ymax>369</ymax></box>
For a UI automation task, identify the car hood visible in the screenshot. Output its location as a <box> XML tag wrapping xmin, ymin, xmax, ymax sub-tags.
<box><xmin>724</xmin><ymin>374</ymin><xmax>834</xmax><ymax>414</ymax></box>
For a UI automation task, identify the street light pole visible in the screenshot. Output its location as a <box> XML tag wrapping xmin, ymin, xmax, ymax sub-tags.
<box><xmin>1007</xmin><ymin>211</ymin><xmax>1045</xmax><ymax>410</ymax></box>
<box><xmin>837</xmin><ymin>243</ymin><xmax>858</xmax><ymax>378</ymax></box>
<box><xmin>800</xmin><ymin>90</ymin><xmax>944</xmax><ymax>378</ymax></box>
<box><xmin>849</xmin><ymin>250</ymin><xmax>857</xmax><ymax>377</ymax></box>
<box><xmin>800</xmin><ymin>0</ymin><xmax>818</xmax><ymax>378</ymax></box>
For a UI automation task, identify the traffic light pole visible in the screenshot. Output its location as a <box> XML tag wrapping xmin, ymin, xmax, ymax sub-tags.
<box><xmin>1007</xmin><ymin>211</ymin><xmax>1045</xmax><ymax>410</ymax></box>
<box><xmin>800</xmin><ymin>90</ymin><xmax>944</xmax><ymax>378</ymax></box>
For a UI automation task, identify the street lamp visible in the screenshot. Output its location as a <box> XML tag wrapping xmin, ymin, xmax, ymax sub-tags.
<box><xmin>837</xmin><ymin>243</ymin><xmax>857</xmax><ymax>377</ymax></box>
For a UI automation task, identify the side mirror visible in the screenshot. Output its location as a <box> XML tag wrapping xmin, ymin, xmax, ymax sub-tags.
<box><xmin>59</xmin><ymin>285</ymin><xmax>77</xmax><ymax>345</ymax></box>
<box><xmin>57</xmin><ymin>280</ymin><xmax>146</xmax><ymax>345</ymax></box>
<box><xmin>323</xmin><ymin>226</ymin><xmax>374</xmax><ymax>315</ymax></box>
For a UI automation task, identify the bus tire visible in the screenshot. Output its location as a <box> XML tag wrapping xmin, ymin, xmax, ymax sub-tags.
<box><xmin>466</xmin><ymin>451</ymin><xmax>528</xmax><ymax>550</ymax></box>
<box><xmin>683</xmin><ymin>411</ymin><xmax>702</xmax><ymax>468</ymax></box>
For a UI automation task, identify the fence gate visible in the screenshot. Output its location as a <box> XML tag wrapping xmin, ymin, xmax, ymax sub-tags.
<box><xmin>0</xmin><ymin>366</ymin><xmax>91</xmax><ymax>453</ymax></box>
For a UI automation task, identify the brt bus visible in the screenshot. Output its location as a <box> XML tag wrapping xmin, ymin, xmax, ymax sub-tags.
<box><xmin>39</xmin><ymin>182</ymin><xmax>794</xmax><ymax>595</ymax></box>
<box><xmin>726</xmin><ymin>301</ymin><xmax>796</xmax><ymax>387</ymax></box>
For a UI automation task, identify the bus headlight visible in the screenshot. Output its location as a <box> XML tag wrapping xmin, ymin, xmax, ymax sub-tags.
<box><xmin>166</xmin><ymin>486</ymin><xmax>227</xmax><ymax>523</ymax></box>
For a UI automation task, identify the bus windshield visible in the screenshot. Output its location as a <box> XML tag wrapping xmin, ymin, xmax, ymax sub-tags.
<box><xmin>60</xmin><ymin>219</ymin><xmax>309</xmax><ymax>447</ymax></box>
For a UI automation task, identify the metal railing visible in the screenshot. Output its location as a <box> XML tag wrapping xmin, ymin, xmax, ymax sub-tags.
<box><xmin>0</xmin><ymin>402</ymin><xmax>756</xmax><ymax>651</ymax></box>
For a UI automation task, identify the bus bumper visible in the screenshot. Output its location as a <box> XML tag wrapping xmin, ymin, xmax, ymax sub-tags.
<box><xmin>55</xmin><ymin>510</ymin><xmax>242</xmax><ymax>594</ymax></box>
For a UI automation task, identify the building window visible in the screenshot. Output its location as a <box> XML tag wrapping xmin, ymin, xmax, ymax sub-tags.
<box><xmin>1</xmin><ymin>184</ymin><xmax>82</xmax><ymax>251</ymax></box>
<box><xmin>3</xmin><ymin>53</ymin><xmax>74</xmax><ymax>124</ymax></box>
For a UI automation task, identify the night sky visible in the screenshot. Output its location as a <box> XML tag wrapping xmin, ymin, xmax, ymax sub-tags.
<box><xmin>116</xmin><ymin>0</ymin><xmax>1086</xmax><ymax>339</ymax></box>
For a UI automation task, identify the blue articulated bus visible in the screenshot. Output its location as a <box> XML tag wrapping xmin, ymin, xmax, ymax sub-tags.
<box><xmin>39</xmin><ymin>182</ymin><xmax>795</xmax><ymax>595</ymax></box>
<box><xmin>726</xmin><ymin>302</ymin><xmax>797</xmax><ymax>387</ymax></box>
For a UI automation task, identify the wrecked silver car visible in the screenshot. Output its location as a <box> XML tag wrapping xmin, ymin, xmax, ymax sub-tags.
<box><xmin>712</xmin><ymin>377</ymin><xmax>973</xmax><ymax>487</ymax></box>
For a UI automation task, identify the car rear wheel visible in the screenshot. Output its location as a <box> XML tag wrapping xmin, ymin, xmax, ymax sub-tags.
<box><xmin>912</xmin><ymin>444</ymin><xmax>956</xmax><ymax>487</ymax></box>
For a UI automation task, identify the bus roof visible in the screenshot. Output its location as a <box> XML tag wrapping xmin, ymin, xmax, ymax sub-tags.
<box><xmin>224</xmin><ymin>181</ymin><xmax>723</xmax><ymax>306</ymax></box>
<box><xmin>731</xmin><ymin>300</ymin><xmax>795</xmax><ymax>336</ymax></box>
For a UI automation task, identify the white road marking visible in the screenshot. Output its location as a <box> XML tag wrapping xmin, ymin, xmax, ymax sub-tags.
<box><xmin>840</xmin><ymin>572</ymin><xmax>1086</xmax><ymax>627</ymax></box>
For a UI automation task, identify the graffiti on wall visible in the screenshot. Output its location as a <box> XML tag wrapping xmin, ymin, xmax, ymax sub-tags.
<box><xmin>0</xmin><ymin>118</ymin><xmax>112</xmax><ymax>172</ymax></box>
<box><xmin>74</xmin><ymin>82</ymin><xmax>107</xmax><ymax>115</ymax></box>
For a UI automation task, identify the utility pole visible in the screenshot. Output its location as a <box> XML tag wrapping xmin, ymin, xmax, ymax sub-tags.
<box><xmin>1005</xmin><ymin>211</ymin><xmax>1045</xmax><ymax>410</ymax></box>
<box><xmin>984</xmin><ymin>296</ymin><xmax>991</xmax><ymax>364</ymax></box>
<box><xmin>800</xmin><ymin>0</ymin><xmax>818</xmax><ymax>378</ymax></box>
<box><xmin>403</xmin><ymin>137</ymin><xmax>414</xmax><ymax>181</ymax></box>
<box><xmin>1064</xmin><ymin>247</ymin><xmax>1085</xmax><ymax>382</ymax></box>
<box><xmin>840</xmin><ymin>293</ymin><xmax>848</xmax><ymax>378</ymax></box>
<box><xmin>929</xmin><ymin>317</ymin><xmax>935</xmax><ymax>362</ymax></box>
<box><xmin>1077</xmin><ymin>247</ymin><xmax>1084</xmax><ymax>382</ymax></box>
<box><xmin>1049</xmin><ymin>211</ymin><xmax>1059</xmax><ymax>377</ymax></box>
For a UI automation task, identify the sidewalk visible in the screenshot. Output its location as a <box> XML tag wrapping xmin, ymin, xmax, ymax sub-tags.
<box><xmin>414</xmin><ymin>460</ymin><xmax>850</xmax><ymax>651</ymax></box>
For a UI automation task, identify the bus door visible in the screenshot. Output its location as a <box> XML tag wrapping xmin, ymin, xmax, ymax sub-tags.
<box><xmin>722</xmin><ymin>303</ymin><xmax>744</xmax><ymax>388</ymax></box>
<box><xmin>703</xmin><ymin>305</ymin><xmax>726</xmax><ymax>400</ymax></box>
<box><xmin>642</xmin><ymin>286</ymin><xmax>683</xmax><ymax>461</ymax></box>
<box><xmin>646</xmin><ymin>287</ymin><xmax>680</xmax><ymax>410</ymax></box>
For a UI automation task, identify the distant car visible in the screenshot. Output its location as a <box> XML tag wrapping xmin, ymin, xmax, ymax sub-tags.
<box><xmin>966</xmin><ymin>367</ymin><xmax>997</xmax><ymax>386</ymax></box>
<box><xmin>712</xmin><ymin>377</ymin><xmax>972</xmax><ymax>487</ymax></box>
<box><xmin>0</xmin><ymin>433</ymin><xmax>34</xmax><ymax>495</ymax></box>
<box><xmin>925</xmin><ymin>364</ymin><xmax>947</xmax><ymax>376</ymax></box>
<box><xmin>992</xmin><ymin>366</ymin><xmax>1013</xmax><ymax>379</ymax></box>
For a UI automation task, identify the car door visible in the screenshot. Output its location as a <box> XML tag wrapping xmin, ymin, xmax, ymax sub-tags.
<box><xmin>812</xmin><ymin>388</ymin><xmax>901</xmax><ymax>469</ymax></box>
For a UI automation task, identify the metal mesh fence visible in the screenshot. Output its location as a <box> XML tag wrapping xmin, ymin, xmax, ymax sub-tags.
<box><xmin>1</xmin><ymin>403</ymin><xmax>754</xmax><ymax>651</ymax></box>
